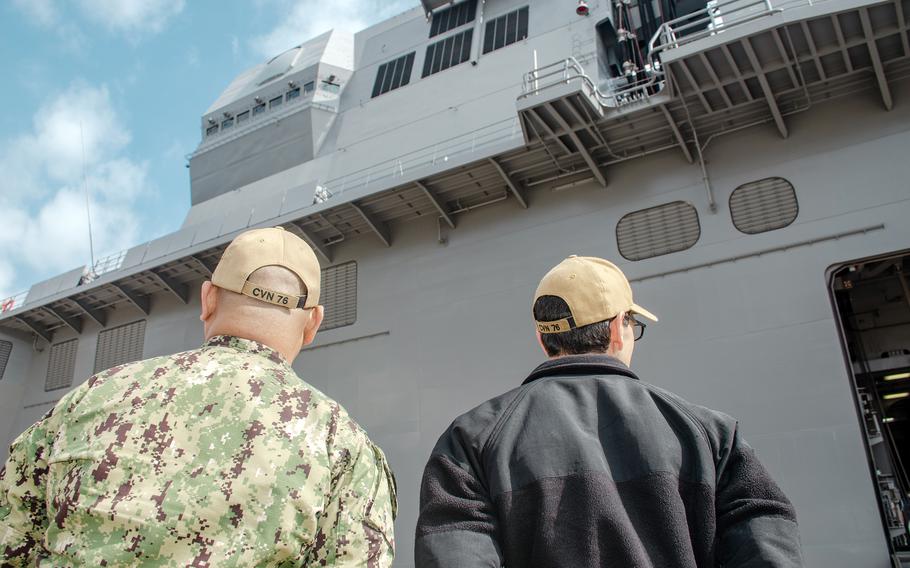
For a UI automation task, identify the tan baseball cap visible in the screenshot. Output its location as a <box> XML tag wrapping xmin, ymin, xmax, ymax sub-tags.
<box><xmin>533</xmin><ymin>255</ymin><xmax>657</xmax><ymax>334</ymax></box>
<box><xmin>212</xmin><ymin>227</ymin><xmax>321</xmax><ymax>309</ymax></box>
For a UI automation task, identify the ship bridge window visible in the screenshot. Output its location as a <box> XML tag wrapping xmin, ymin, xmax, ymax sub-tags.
<box><xmin>483</xmin><ymin>6</ymin><xmax>529</xmax><ymax>54</ymax></box>
<box><xmin>221</xmin><ymin>117</ymin><xmax>234</xmax><ymax>130</ymax></box>
<box><xmin>236</xmin><ymin>110</ymin><xmax>250</xmax><ymax>125</ymax></box>
<box><xmin>616</xmin><ymin>201</ymin><xmax>701</xmax><ymax>261</ymax></box>
<box><xmin>46</xmin><ymin>338</ymin><xmax>78</xmax><ymax>392</ymax></box>
<box><xmin>729</xmin><ymin>177</ymin><xmax>798</xmax><ymax>234</ymax></box>
<box><xmin>304</xmin><ymin>81</ymin><xmax>315</xmax><ymax>94</ymax></box>
<box><xmin>422</xmin><ymin>28</ymin><xmax>473</xmax><ymax>78</ymax></box>
<box><xmin>321</xmin><ymin>80</ymin><xmax>341</xmax><ymax>94</ymax></box>
<box><xmin>253</xmin><ymin>102</ymin><xmax>266</xmax><ymax>116</ymax></box>
<box><xmin>320</xmin><ymin>261</ymin><xmax>357</xmax><ymax>331</ymax></box>
<box><xmin>269</xmin><ymin>95</ymin><xmax>283</xmax><ymax>109</ymax></box>
<box><xmin>94</xmin><ymin>320</ymin><xmax>146</xmax><ymax>374</ymax></box>
<box><xmin>429</xmin><ymin>0</ymin><xmax>477</xmax><ymax>38</ymax></box>
<box><xmin>286</xmin><ymin>86</ymin><xmax>301</xmax><ymax>100</ymax></box>
<box><xmin>372</xmin><ymin>52</ymin><xmax>416</xmax><ymax>98</ymax></box>
<box><xmin>0</xmin><ymin>340</ymin><xmax>11</xmax><ymax>381</ymax></box>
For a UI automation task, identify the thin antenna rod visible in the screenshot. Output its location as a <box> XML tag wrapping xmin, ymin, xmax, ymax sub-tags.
<box><xmin>80</xmin><ymin>122</ymin><xmax>96</xmax><ymax>270</ymax></box>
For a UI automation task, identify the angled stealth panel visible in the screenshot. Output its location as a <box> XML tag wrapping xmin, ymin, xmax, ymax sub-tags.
<box><xmin>25</xmin><ymin>267</ymin><xmax>86</xmax><ymax>305</ymax></box>
<box><xmin>164</xmin><ymin>227</ymin><xmax>198</xmax><ymax>257</ymax></box>
<box><xmin>190</xmin><ymin>110</ymin><xmax>316</xmax><ymax>204</ymax></box>
<box><xmin>281</xmin><ymin>181</ymin><xmax>320</xmax><ymax>214</ymax></box>
<box><xmin>249</xmin><ymin>189</ymin><xmax>287</xmax><ymax>226</ymax></box>
<box><xmin>143</xmin><ymin>235</ymin><xmax>178</xmax><ymax>265</ymax></box>
<box><xmin>190</xmin><ymin>218</ymin><xmax>224</xmax><ymax>246</ymax></box>
<box><xmin>120</xmin><ymin>243</ymin><xmax>151</xmax><ymax>270</ymax></box>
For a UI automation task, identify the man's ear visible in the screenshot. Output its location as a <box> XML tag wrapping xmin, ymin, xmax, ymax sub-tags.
<box><xmin>200</xmin><ymin>281</ymin><xmax>217</xmax><ymax>322</ymax></box>
<box><xmin>607</xmin><ymin>316</ymin><xmax>625</xmax><ymax>354</ymax></box>
<box><xmin>302</xmin><ymin>305</ymin><xmax>324</xmax><ymax>346</ymax></box>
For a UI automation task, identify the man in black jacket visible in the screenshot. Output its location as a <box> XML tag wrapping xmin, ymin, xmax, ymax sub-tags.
<box><xmin>415</xmin><ymin>255</ymin><xmax>803</xmax><ymax>567</ymax></box>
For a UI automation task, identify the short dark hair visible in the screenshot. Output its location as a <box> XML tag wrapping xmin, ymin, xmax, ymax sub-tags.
<box><xmin>533</xmin><ymin>295</ymin><xmax>612</xmax><ymax>356</ymax></box>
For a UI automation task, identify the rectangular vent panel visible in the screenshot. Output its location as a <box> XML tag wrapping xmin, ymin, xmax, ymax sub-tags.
<box><xmin>730</xmin><ymin>177</ymin><xmax>798</xmax><ymax>234</ymax></box>
<box><xmin>0</xmin><ymin>341</ymin><xmax>11</xmax><ymax>381</ymax></box>
<box><xmin>483</xmin><ymin>6</ymin><xmax>529</xmax><ymax>54</ymax></box>
<box><xmin>94</xmin><ymin>320</ymin><xmax>146</xmax><ymax>374</ymax></box>
<box><xmin>616</xmin><ymin>201</ymin><xmax>701</xmax><ymax>261</ymax></box>
<box><xmin>422</xmin><ymin>28</ymin><xmax>473</xmax><ymax>78</ymax></box>
<box><xmin>372</xmin><ymin>52</ymin><xmax>416</xmax><ymax>98</ymax></box>
<box><xmin>46</xmin><ymin>339</ymin><xmax>78</xmax><ymax>392</ymax></box>
<box><xmin>321</xmin><ymin>262</ymin><xmax>357</xmax><ymax>331</ymax></box>
<box><xmin>429</xmin><ymin>0</ymin><xmax>477</xmax><ymax>37</ymax></box>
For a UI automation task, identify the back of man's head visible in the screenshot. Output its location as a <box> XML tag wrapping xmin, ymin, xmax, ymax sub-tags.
<box><xmin>533</xmin><ymin>295</ymin><xmax>613</xmax><ymax>356</ymax></box>
<box><xmin>200</xmin><ymin>227</ymin><xmax>325</xmax><ymax>362</ymax></box>
<box><xmin>532</xmin><ymin>256</ymin><xmax>657</xmax><ymax>362</ymax></box>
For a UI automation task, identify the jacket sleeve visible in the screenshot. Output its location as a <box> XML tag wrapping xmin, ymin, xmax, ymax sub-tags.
<box><xmin>415</xmin><ymin>451</ymin><xmax>503</xmax><ymax>568</ymax></box>
<box><xmin>0</xmin><ymin>414</ymin><xmax>54</xmax><ymax>566</ymax></box>
<box><xmin>715</xmin><ymin>425</ymin><xmax>804</xmax><ymax>567</ymax></box>
<box><xmin>307</xmin><ymin>439</ymin><xmax>397</xmax><ymax>567</ymax></box>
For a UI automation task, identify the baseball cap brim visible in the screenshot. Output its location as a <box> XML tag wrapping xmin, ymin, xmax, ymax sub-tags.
<box><xmin>631</xmin><ymin>303</ymin><xmax>658</xmax><ymax>322</ymax></box>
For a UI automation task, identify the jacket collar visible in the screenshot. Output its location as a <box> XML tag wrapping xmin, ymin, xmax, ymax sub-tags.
<box><xmin>522</xmin><ymin>353</ymin><xmax>639</xmax><ymax>385</ymax></box>
<box><xmin>203</xmin><ymin>335</ymin><xmax>289</xmax><ymax>366</ymax></box>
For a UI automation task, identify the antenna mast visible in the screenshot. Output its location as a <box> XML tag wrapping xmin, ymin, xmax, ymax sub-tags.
<box><xmin>80</xmin><ymin>122</ymin><xmax>96</xmax><ymax>272</ymax></box>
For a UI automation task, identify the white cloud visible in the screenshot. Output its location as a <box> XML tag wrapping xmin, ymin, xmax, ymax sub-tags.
<box><xmin>251</xmin><ymin>0</ymin><xmax>414</xmax><ymax>58</ymax></box>
<box><xmin>0</xmin><ymin>83</ymin><xmax>150</xmax><ymax>299</ymax></box>
<box><xmin>12</xmin><ymin>0</ymin><xmax>59</xmax><ymax>26</ymax></box>
<box><xmin>11</xmin><ymin>0</ymin><xmax>89</xmax><ymax>53</ymax></box>
<box><xmin>12</xmin><ymin>0</ymin><xmax>184</xmax><ymax>41</ymax></box>
<box><xmin>76</xmin><ymin>0</ymin><xmax>185</xmax><ymax>37</ymax></box>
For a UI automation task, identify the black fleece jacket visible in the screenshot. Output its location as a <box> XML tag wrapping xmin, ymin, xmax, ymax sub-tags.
<box><xmin>415</xmin><ymin>354</ymin><xmax>803</xmax><ymax>568</ymax></box>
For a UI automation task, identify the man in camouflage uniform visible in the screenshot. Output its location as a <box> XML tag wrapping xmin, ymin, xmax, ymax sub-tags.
<box><xmin>0</xmin><ymin>227</ymin><xmax>397</xmax><ymax>566</ymax></box>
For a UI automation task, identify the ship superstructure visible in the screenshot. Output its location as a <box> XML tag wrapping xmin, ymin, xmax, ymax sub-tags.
<box><xmin>2</xmin><ymin>0</ymin><xmax>910</xmax><ymax>565</ymax></box>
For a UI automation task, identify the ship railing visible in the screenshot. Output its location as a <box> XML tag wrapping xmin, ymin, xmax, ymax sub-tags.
<box><xmin>0</xmin><ymin>290</ymin><xmax>28</xmax><ymax>315</ymax></box>
<box><xmin>519</xmin><ymin>56</ymin><xmax>665</xmax><ymax>108</ymax></box>
<box><xmin>649</xmin><ymin>0</ymin><xmax>828</xmax><ymax>60</ymax></box>
<box><xmin>85</xmin><ymin>250</ymin><xmax>128</xmax><ymax>282</ymax></box>
<box><xmin>318</xmin><ymin>116</ymin><xmax>524</xmax><ymax>197</ymax></box>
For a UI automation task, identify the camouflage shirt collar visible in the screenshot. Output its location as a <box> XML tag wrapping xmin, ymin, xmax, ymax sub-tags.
<box><xmin>203</xmin><ymin>335</ymin><xmax>290</xmax><ymax>366</ymax></box>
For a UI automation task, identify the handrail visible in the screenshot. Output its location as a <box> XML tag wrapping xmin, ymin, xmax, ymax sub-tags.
<box><xmin>319</xmin><ymin>116</ymin><xmax>523</xmax><ymax>196</ymax></box>
<box><xmin>521</xmin><ymin>0</ymin><xmax>830</xmax><ymax>108</ymax></box>
<box><xmin>649</xmin><ymin>0</ymin><xmax>829</xmax><ymax>59</ymax></box>
<box><xmin>520</xmin><ymin>56</ymin><xmax>665</xmax><ymax>108</ymax></box>
<box><xmin>0</xmin><ymin>291</ymin><xmax>28</xmax><ymax>315</ymax></box>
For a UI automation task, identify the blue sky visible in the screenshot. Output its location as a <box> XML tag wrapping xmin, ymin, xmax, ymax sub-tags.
<box><xmin>0</xmin><ymin>0</ymin><xmax>413</xmax><ymax>300</ymax></box>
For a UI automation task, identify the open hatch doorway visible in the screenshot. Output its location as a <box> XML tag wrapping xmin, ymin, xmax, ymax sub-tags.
<box><xmin>830</xmin><ymin>251</ymin><xmax>910</xmax><ymax>564</ymax></box>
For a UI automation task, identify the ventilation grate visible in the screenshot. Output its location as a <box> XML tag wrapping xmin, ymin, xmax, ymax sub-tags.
<box><xmin>422</xmin><ymin>28</ymin><xmax>473</xmax><ymax>78</ymax></box>
<box><xmin>429</xmin><ymin>0</ymin><xmax>477</xmax><ymax>38</ymax></box>
<box><xmin>46</xmin><ymin>339</ymin><xmax>78</xmax><ymax>392</ymax></box>
<box><xmin>0</xmin><ymin>341</ymin><xmax>11</xmax><ymax>381</ymax></box>
<box><xmin>482</xmin><ymin>6</ymin><xmax>529</xmax><ymax>54</ymax></box>
<box><xmin>372</xmin><ymin>52</ymin><xmax>416</xmax><ymax>98</ymax></box>
<box><xmin>94</xmin><ymin>320</ymin><xmax>146</xmax><ymax>374</ymax></box>
<box><xmin>321</xmin><ymin>262</ymin><xmax>357</xmax><ymax>331</ymax></box>
<box><xmin>730</xmin><ymin>177</ymin><xmax>798</xmax><ymax>234</ymax></box>
<box><xmin>616</xmin><ymin>201</ymin><xmax>701</xmax><ymax>261</ymax></box>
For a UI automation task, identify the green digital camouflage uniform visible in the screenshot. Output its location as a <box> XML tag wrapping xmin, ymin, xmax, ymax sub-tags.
<box><xmin>0</xmin><ymin>335</ymin><xmax>397</xmax><ymax>567</ymax></box>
